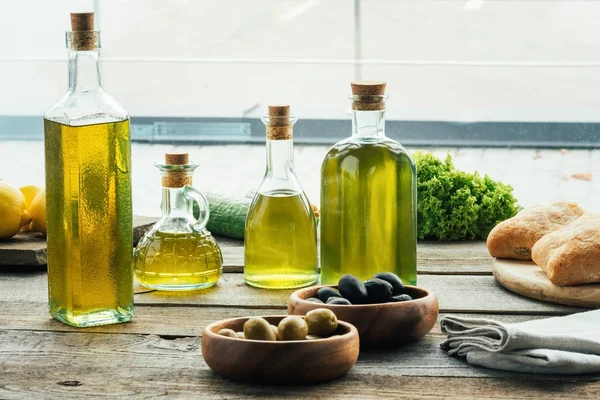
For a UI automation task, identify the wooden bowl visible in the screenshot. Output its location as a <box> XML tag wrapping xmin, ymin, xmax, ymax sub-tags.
<box><xmin>289</xmin><ymin>285</ymin><xmax>439</xmax><ymax>346</ymax></box>
<box><xmin>202</xmin><ymin>315</ymin><xmax>359</xmax><ymax>383</ymax></box>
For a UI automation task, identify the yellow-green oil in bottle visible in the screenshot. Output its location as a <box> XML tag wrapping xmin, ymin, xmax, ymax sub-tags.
<box><xmin>244</xmin><ymin>190</ymin><xmax>319</xmax><ymax>289</ymax></box>
<box><xmin>44</xmin><ymin>119</ymin><xmax>134</xmax><ymax>327</ymax></box>
<box><xmin>134</xmin><ymin>230</ymin><xmax>222</xmax><ymax>290</ymax></box>
<box><xmin>320</xmin><ymin>140</ymin><xmax>417</xmax><ymax>285</ymax></box>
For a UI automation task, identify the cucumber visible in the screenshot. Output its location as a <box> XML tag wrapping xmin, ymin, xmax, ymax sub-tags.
<box><xmin>194</xmin><ymin>191</ymin><xmax>320</xmax><ymax>239</ymax></box>
<box><xmin>194</xmin><ymin>192</ymin><xmax>250</xmax><ymax>239</ymax></box>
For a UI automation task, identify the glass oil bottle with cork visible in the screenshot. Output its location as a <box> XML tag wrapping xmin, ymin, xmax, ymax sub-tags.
<box><xmin>244</xmin><ymin>105</ymin><xmax>319</xmax><ymax>289</ymax></box>
<box><xmin>43</xmin><ymin>13</ymin><xmax>133</xmax><ymax>327</ymax></box>
<box><xmin>134</xmin><ymin>153</ymin><xmax>223</xmax><ymax>290</ymax></box>
<box><xmin>320</xmin><ymin>81</ymin><xmax>417</xmax><ymax>285</ymax></box>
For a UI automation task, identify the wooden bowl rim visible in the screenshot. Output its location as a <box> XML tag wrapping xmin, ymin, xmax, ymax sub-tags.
<box><xmin>204</xmin><ymin>315</ymin><xmax>359</xmax><ymax>344</ymax></box>
<box><xmin>290</xmin><ymin>284</ymin><xmax>437</xmax><ymax>308</ymax></box>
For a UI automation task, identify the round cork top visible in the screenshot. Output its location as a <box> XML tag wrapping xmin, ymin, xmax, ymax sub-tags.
<box><xmin>268</xmin><ymin>105</ymin><xmax>290</xmax><ymax>118</ymax></box>
<box><xmin>165</xmin><ymin>152</ymin><xmax>189</xmax><ymax>165</ymax></box>
<box><xmin>351</xmin><ymin>81</ymin><xmax>387</xmax><ymax>96</ymax></box>
<box><xmin>351</xmin><ymin>81</ymin><xmax>387</xmax><ymax>110</ymax></box>
<box><xmin>71</xmin><ymin>13</ymin><xmax>94</xmax><ymax>32</ymax></box>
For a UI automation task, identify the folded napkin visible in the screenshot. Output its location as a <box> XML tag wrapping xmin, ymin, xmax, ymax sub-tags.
<box><xmin>440</xmin><ymin>311</ymin><xmax>600</xmax><ymax>374</ymax></box>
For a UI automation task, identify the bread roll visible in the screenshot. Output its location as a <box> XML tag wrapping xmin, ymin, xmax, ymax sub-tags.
<box><xmin>486</xmin><ymin>202</ymin><xmax>584</xmax><ymax>260</ymax></box>
<box><xmin>532</xmin><ymin>212</ymin><xmax>600</xmax><ymax>286</ymax></box>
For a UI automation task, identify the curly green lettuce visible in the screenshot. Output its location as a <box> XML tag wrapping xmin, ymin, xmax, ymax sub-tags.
<box><xmin>414</xmin><ymin>151</ymin><xmax>520</xmax><ymax>241</ymax></box>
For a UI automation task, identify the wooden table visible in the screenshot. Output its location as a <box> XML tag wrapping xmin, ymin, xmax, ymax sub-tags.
<box><xmin>1</xmin><ymin>238</ymin><xmax>599</xmax><ymax>399</ymax></box>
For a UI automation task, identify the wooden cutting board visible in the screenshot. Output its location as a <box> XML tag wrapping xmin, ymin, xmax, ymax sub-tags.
<box><xmin>493</xmin><ymin>259</ymin><xmax>600</xmax><ymax>308</ymax></box>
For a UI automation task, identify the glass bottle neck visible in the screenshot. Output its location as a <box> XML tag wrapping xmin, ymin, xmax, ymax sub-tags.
<box><xmin>266</xmin><ymin>139</ymin><xmax>295</xmax><ymax>177</ymax></box>
<box><xmin>352</xmin><ymin>109</ymin><xmax>386</xmax><ymax>139</ymax></box>
<box><xmin>161</xmin><ymin>187</ymin><xmax>189</xmax><ymax>218</ymax></box>
<box><xmin>68</xmin><ymin>49</ymin><xmax>102</xmax><ymax>92</ymax></box>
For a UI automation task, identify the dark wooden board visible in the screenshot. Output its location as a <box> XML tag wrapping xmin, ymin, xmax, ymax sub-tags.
<box><xmin>0</xmin><ymin>232</ymin><xmax>46</xmax><ymax>266</ymax></box>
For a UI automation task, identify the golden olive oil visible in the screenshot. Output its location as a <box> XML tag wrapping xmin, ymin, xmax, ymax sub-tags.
<box><xmin>320</xmin><ymin>140</ymin><xmax>417</xmax><ymax>285</ymax></box>
<box><xmin>244</xmin><ymin>190</ymin><xmax>319</xmax><ymax>289</ymax></box>
<box><xmin>44</xmin><ymin>119</ymin><xmax>134</xmax><ymax>327</ymax></box>
<box><xmin>134</xmin><ymin>230</ymin><xmax>222</xmax><ymax>290</ymax></box>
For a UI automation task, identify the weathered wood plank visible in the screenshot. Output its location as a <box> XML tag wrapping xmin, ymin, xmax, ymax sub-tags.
<box><xmin>0</xmin><ymin>329</ymin><xmax>598</xmax><ymax>400</ymax></box>
<box><xmin>0</xmin><ymin>299</ymin><xmax>549</xmax><ymax>337</ymax></box>
<box><xmin>220</xmin><ymin>239</ymin><xmax>492</xmax><ymax>259</ymax></box>
<box><xmin>141</xmin><ymin>223</ymin><xmax>493</xmax><ymax>274</ymax></box>
<box><xmin>2</xmin><ymin>368</ymin><xmax>597</xmax><ymax>400</ymax></box>
<box><xmin>0</xmin><ymin>272</ymin><xmax>584</xmax><ymax>314</ymax></box>
<box><xmin>0</xmin><ymin>303</ymin><xmax>279</xmax><ymax>336</ymax></box>
<box><xmin>220</xmin><ymin>244</ymin><xmax>493</xmax><ymax>275</ymax></box>
<box><xmin>0</xmin><ymin>249</ymin><xmax>493</xmax><ymax>275</ymax></box>
<box><xmin>1</xmin><ymin>220</ymin><xmax>494</xmax><ymax>274</ymax></box>
<box><xmin>417</xmin><ymin>259</ymin><xmax>493</xmax><ymax>275</ymax></box>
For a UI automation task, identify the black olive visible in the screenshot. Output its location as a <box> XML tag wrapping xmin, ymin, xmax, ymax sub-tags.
<box><xmin>338</xmin><ymin>274</ymin><xmax>368</xmax><ymax>304</ymax></box>
<box><xmin>364</xmin><ymin>278</ymin><xmax>393</xmax><ymax>303</ymax></box>
<box><xmin>306</xmin><ymin>297</ymin><xmax>324</xmax><ymax>304</ymax></box>
<box><xmin>391</xmin><ymin>294</ymin><xmax>413</xmax><ymax>302</ymax></box>
<box><xmin>326</xmin><ymin>297</ymin><xmax>352</xmax><ymax>305</ymax></box>
<box><xmin>316</xmin><ymin>287</ymin><xmax>341</xmax><ymax>303</ymax></box>
<box><xmin>373</xmin><ymin>272</ymin><xmax>405</xmax><ymax>295</ymax></box>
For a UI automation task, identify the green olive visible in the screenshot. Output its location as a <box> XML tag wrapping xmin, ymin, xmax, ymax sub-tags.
<box><xmin>236</xmin><ymin>332</ymin><xmax>245</xmax><ymax>339</ymax></box>
<box><xmin>243</xmin><ymin>317</ymin><xmax>276</xmax><ymax>341</ymax></box>
<box><xmin>277</xmin><ymin>316</ymin><xmax>308</xmax><ymax>341</ymax></box>
<box><xmin>305</xmin><ymin>308</ymin><xmax>338</xmax><ymax>337</ymax></box>
<box><xmin>306</xmin><ymin>334</ymin><xmax>324</xmax><ymax>340</ymax></box>
<box><xmin>270</xmin><ymin>324</ymin><xmax>281</xmax><ymax>341</ymax></box>
<box><xmin>217</xmin><ymin>328</ymin><xmax>238</xmax><ymax>338</ymax></box>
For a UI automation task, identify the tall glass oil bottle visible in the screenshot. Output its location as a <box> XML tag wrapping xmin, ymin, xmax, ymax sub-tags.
<box><xmin>134</xmin><ymin>153</ymin><xmax>223</xmax><ymax>290</ymax></box>
<box><xmin>320</xmin><ymin>81</ymin><xmax>417</xmax><ymax>285</ymax></box>
<box><xmin>43</xmin><ymin>13</ymin><xmax>133</xmax><ymax>327</ymax></box>
<box><xmin>244</xmin><ymin>105</ymin><xmax>319</xmax><ymax>289</ymax></box>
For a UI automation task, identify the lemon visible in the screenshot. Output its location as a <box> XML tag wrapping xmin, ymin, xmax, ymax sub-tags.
<box><xmin>20</xmin><ymin>185</ymin><xmax>42</xmax><ymax>208</ymax></box>
<box><xmin>29</xmin><ymin>190</ymin><xmax>47</xmax><ymax>236</ymax></box>
<box><xmin>0</xmin><ymin>182</ymin><xmax>31</xmax><ymax>239</ymax></box>
<box><xmin>19</xmin><ymin>185</ymin><xmax>42</xmax><ymax>232</ymax></box>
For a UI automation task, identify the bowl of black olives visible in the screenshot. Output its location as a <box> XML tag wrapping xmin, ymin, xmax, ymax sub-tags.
<box><xmin>202</xmin><ymin>312</ymin><xmax>359</xmax><ymax>383</ymax></box>
<box><xmin>288</xmin><ymin>273</ymin><xmax>439</xmax><ymax>346</ymax></box>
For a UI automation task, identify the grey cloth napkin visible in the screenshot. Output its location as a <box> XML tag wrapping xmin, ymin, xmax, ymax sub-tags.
<box><xmin>440</xmin><ymin>311</ymin><xmax>600</xmax><ymax>374</ymax></box>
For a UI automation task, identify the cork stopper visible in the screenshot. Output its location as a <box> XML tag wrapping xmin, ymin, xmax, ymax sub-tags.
<box><xmin>351</xmin><ymin>81</ymin><xmax>386</xmax><ymax>96</ymax></box>
<box><xmin>268</xmin><ymin>105</ymin><xmax>290</xmax><ymax>118</ymax></box>
<box><xmin>351</xmin><ymin>81</ymin><xmax>387</xmax><ymax>111</ymax></box>
<box><xmin>70</xmin><ymin>12</ymin><xmax>98</xmax><ymax>51</ymax></box>
<box><xmin>165</xmin><ymin>152</ymin><xmax>189</xmax><ymax>165</ymax></box>
<box><xmin>266</xmin><ymin>105</ymin><xmax>293</xmax><ymax>140</ymax></box>
<box><xmin>162</xmin><ymin>152</ymin><xmax>192</xmax><ymax>188</ymax></box>
<box><xmin>71</xmin><ymin>13</ymin><xmax>94</xmax><ymax>31</ymax></box>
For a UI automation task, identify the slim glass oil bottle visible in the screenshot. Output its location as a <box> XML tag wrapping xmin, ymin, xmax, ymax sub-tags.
<box><xmin>320</xmin><ymin>81</ymin><xmax>417</xmax><ymax>285</ymax></box>
<box><xmin>244</xmin><ymin>105</ymin><xmax>319</xmax><ymax>289</ymax></box>
<box><xmin>134</xmin><ymin>153</ymin><xmax>223</xmax><ymax>290</ymax></box>
<box><xmin>43</xmin><ymin>13</ymin><xmax>133</xmax><ymax>327</ymax></box>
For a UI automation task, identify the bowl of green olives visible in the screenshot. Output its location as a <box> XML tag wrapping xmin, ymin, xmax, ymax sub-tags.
<box><xmin>202</xmin><ymin>312</ymin><xmax>360</xmax><ymax>383</ymax></box>
<box><xmin>288</xmin><ymin>273</ymin><xmax>439</xmax><ymax>346</ymax></box>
